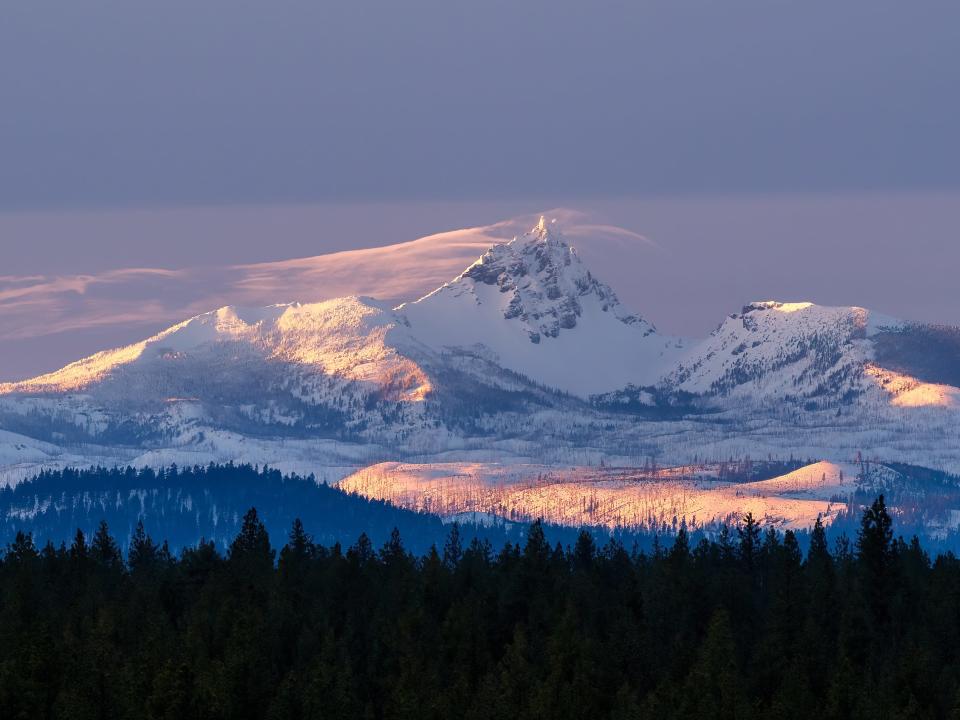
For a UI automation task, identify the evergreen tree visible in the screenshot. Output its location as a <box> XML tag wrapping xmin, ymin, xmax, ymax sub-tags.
<box><xmin>856</xmin><ymin>494</ymin><xmax>895</xmax><ymax>620</ymax></box>
<box><xmin>678</xmin><ymin>609</ymin><xmax>746</xmax><ymax>718</ymax></box>
<box><xmin>69</xmin><ymin>528</ymin><xmax>88</xmax><ymax>562</ymax></box>
<box><xmin>442</xmin><ymin>523</ymin><xmax>463</xmax><ymax>569</ymax></box>
<box><xmin>6</xmin><ymin>530</ymin><xmax>37</xmax><ymax>564</ymax></box>
<box><xmin>229</xmin><ymin>507</ymin><xmax>275</xmax><ymax>565</ymax></box>
<box><xmin>573</xmin><ymin>529</ymin><xmax>596</xmax><ymax>571</ymax></box>
<box><xmin>856</xmin><ymin>494</ymin><xmax>894</xmax><ymax>574</ymax></box>
<box><xmin>808</xmin><ymin>515</ymin><xmax>830</xmax><ymax>566</ymax></box>
<box><xmin>127</xmin><ymin>519</ymin><xmax>158</xmax><ymax>573</ymax></box>
<box><xmin>737</xmin><ymin>512</ymin><xmax>761</xmax><ymax>571</ymax></box>
<box><xmin>348</xmin><ymin>532</ymin><xmax>375</xmax><ymax>565</ymax></box>
<box><xmin>228</xmin><ymin>507</ymin><xmax>275</xmax><ymax>599</ymax></box>
<box><xmin>281</xmin><ymin>518</ymin><xmax>314</xmax><ymax>564</ymax></box>
<box><xmin>0</xmin><ymin>494</ymin><xmax>957</xmax><ymax>719</ymax></box>
<box><xmin>523</xmin><ymin>519</ymin><xmax>551</xmax><ymax>567</ymax></box>
<box><xmin>90</xmin><ymin>519</ymin><xmax>122</xmax><ymax>568</ymax></box>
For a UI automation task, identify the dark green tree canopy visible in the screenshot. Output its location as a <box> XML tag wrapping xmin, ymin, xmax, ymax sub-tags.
<box><xmin>0</xmin><ymin>498</ymin><xmax>955</xmax><ymax>720</ymax></box>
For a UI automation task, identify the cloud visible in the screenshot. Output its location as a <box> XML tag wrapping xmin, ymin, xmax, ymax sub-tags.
<box><xmin>0</xmin><ymin>211</ymin><xmax>657</xmax><ymax>378</ymax></box>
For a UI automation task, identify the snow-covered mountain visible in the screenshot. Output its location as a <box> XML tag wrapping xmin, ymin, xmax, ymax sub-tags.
<box><xmin>402</xmin><ymin>217</ymin><xmax>686</xmax><ymax>395</ymax></box>
<box><xmin>667</xmin><ymin>301</ymin><xmax>897</xmax><ymax>405</ymax></box>
<box><xmin>1</xmin><ymin>298</ymin><xmax>426</xmax><ymax>399</ymax></box>
<box><xmin>0</xmin><ymin>218</ymin><xmax>686</xmax><ymax>441</ymax></box>
<box><xmin>1</xmin><ymin>217</ymin><xmax>959</xmax><ymax>483</ymax></box>
<box><xmin>664</xmin><ymin>300</ymin><xmax>960</xmax><ymax>412</ymax></box>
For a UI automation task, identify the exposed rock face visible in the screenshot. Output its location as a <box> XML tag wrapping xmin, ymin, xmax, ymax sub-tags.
<box><xmin>3</xmin><ymin>216</ymin><xmax>960</xmax><ymax>484</ymax></box>
<box><xmin>460</xmin><ymin>216</ymin><xmax>654</xmax><ymax>343</ymax></box>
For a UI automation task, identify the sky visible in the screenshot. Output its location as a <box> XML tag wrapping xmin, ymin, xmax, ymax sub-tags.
<box><xmin>1</xmin><ymin>1</ymin><xmax>959</xmax><ymax>379</ymax></box>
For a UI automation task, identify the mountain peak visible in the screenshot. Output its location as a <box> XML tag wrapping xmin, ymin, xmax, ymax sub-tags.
<box><xmin>530</xmin><ymin>214</ymin><xmax>554</xmax><ymax>240</ymax></box>
<box><xmin>396</xmin><ymin>219</ymin><xmax>681</xmax><ymax>396</ymax></box>
<box><xmin>445</xmin><ymin>219</ymin><xmax>650</xmax><ymax>343</ymax></box>
<box><xmin>741</xmin><ymin>300</ymin><xmax>816</xmax><ymax>315</ymax></box>
<box><xmin>519</xmin><ymin>214</ymin><xmax>561</xmax><ymax>248</ymax></box>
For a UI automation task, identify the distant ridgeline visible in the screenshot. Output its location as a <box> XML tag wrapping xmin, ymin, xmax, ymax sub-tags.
<box><xmin>0</xmin><ymin>464</ymin><xmax>477</xmax><ymax>554</ymax></box>
<box><xmin>4</xmin><ymin>463</ymin><xmax>960</xmax><ymax>555</ymax></box>
<box><xmin>0</xmin><ymin>464</ymin><xmax>664</xmax><ymax>555</ymax></box>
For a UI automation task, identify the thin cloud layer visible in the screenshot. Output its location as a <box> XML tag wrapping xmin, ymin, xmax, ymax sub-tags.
<box><xmin>0</xmin><ymin>211</ymin><xmax>657</xmax><ymax>380</ymax></box>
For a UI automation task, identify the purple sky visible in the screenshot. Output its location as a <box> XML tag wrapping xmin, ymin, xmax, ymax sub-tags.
<box><xmin>2</xmin><ymin>192</ymin><xmax>958</xmax><ymax>381</ymax></box>
<box><xmin>2</xmin><ymin>2</ymin><xmax>958</xmax><ymax>379</ymax></box>
<box><xmin>2</xmin><ymin>1</ymin><xmax>959</xmax><ymax>209</ymax></box>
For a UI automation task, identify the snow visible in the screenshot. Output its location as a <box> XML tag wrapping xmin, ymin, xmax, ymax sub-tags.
<box><xmin>737</xmin><ymin>460</ymin><xmax>858</xmax><ymax>497</ymax></box>
<box><xmin>0</xmin><ymin>296</ymin><xmax>431</xmax><ymax>403</ymax></box>
<box><xmin>669</xmin><ymin>300</ymin><xmax>884</xmax><ymax>401</ymax></box>
<box><xmin>1</xmin><ymin>217</ymin><xmax>959</xmax><ymax>517</ymax></box>
<box><xmin>338</xmin><ymin>461</ymin><xmax>855</xmax><ymax>531</ymax></box>
<box><xmin>2</xmin><ymin>220</ymin><xmax>943</xmax><ymax>413</ymax></box>
<box><xmin>401</xmin><ymin>218</ymin><xmax>687</xmax><ymax>396</ymax></box>
<box><xmin>865</xmin><ymin>365</ymin><xmax>960</xmax><ymax>408</ymax></box>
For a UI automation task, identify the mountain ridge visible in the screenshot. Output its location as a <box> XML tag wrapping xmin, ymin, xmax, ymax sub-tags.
<box><xmin>1</xmin><ymin>217</ymin><xmax>958</xmax><ymax>481</ymax></box>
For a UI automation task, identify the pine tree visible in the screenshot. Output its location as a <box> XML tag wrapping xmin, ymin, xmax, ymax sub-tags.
<box><xmin>442</xmin><ymin>523</ymin><xmax>463</xmax><ymax>569</ymax></box>
<box><xmin>7</xmin><ymin>530</ymin><xmax>38</xmax><ymax>564</ymax></box>
<box><xmin>856</xmin><ymin>495</ymin><xmax>895</xmax><ymax>620</ymax></box>
<box><xmin>282</xmin><ymin>518</ymin><xmax>314</xmax><ymax>563</ymax></box>
<box><xmin>90</xmin><ymin>520</ymin><xmax>122</xmax><ymax>569</ymax></box>
<box><xmin>523</xmin><ymin>519</ymin><xmax>551</xmax><ymax>568</ymax></box>
<box><xmin>69</xmin><ymin>528</ymin><xmax>88</xmax><ymax>562</ymax></box>
<box><xmin>348</xmin><ymin>532</ymin><xmax>375</xmax><ymax>565</ymax></box>
<box><xmin>228</xmin><ymin>507</ymin><xmax>275</xmax><ymax>595</ymax></box>
<box><xmin>278</xmin><ymin>517</ymin><xmax>314</xmax><ymax>590</ymax></box>
<box><xmin>679</xmin><ymin>609</ymin><xmax>745</xmax><ymax>718</ymax></box>
<box><xmin>738</xmin><ymin>512</ymin><xmax>761</xmax><ymax>571</ymax></box>
<box><xmin>573</xmin><ymin>530</ymin><xmax>596</xmax><ymax>571</ymax></box>
<box><xmin>808</xmin><ymin>515</ymin><xmax>830</xmax><ymax>565</ymax></box>
<box><xmin>381</xmin><ymin>527</ymin><xmax>406</xmax><ymax>563</ymax></box>
<box><xmin>229</xmin><ymin>508</ymin><xmax>275</xmax><ymax>564</ymax></box>
<box><xmin>127</xmin><ymin>519</ymin><xmax>158</xmax><ymax>572</ymax></box>
<box><xmin>856</xmin><ymin>495</ymin><xmax>894</xmax><ymax>573</ymax></box>
<box><xmin>782</xmin><ymin>530</ymin><xmax>802</xmax><ymax>569</ymax></box>
<box><xmin>718</xmin><ymin>523</ymin><xmax>735</xmax><ymax>563</ymax></box>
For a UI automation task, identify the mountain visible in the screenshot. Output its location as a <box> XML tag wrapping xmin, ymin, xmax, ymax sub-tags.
<box><xmin>402</xmin><ymin>217</ymin><xmax>686</xmax><ymax>396</ymax></box>
<box><xmin>0</xmin><ymin>463</ymin><xmax>510</xmax><ymax>555</ymax></box>
<box><xmin>0</xmin><ymin>209</ymin><xmax>655</xmax><ymax>382</ymax></box>
<box><xmin>339</xmin><ymin>458</ymin><xmax>960</xmax><ymax>536</ymax></box>
<box><xmin>667</xmin><ymin>301</ymin><xmax>892</xmax><ymax>406</ymax></box>
<box><xmin>666</xmin><ymin>301</ymin><xmax>960</xmax><ymax>411</ymax></box>
<box><xmin>1</xmin><ymin>217</ymin><xmax>959</xmax><ymax>527</ymax></box>
<box><xmin>0</xmin><ymin>218</ymin><xmax>688</xmax><ymax>450</ymax></box>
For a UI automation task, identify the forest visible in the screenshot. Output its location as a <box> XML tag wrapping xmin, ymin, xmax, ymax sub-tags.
<box><xmin>0</xmin><ymin>464</ymin><xmax>664</xmax><ymax>555</ymax></box>
<box><xmin>2</xmin><ymin>495</ymin><xmax>959</xmax><ymax>719</ymax></box>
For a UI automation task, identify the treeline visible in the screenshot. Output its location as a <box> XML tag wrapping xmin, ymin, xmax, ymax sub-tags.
<box><xmin>0</xmin><ymin>463</ymin><xmax>511</xmax><ymax>555</ymax></box>
<box><xmin>3</xmin><ymin>497</ymin><xmax>960</xmax><ymax>718</ymax></box>
<box><xmin>0</xmin><ymin>463</ymin><xmax>668</xmax><ymax>556</ymax></box>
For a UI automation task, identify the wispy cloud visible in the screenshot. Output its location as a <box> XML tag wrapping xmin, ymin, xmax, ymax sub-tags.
<box><xmin>0</xmin><ymin>210</ymin><xmax>656</xmax><ymax>379</ymax></box>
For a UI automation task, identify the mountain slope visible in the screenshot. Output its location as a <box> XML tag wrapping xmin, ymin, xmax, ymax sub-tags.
<box><xmin>662</xmin><ymin>300</ymin><xmax>960</xmax><ymax>413</ymax></box>
<box><xmin>0</xmin><ymin>218</ymin><xmax>959</xmax><ymax>479</ymax></box>
<box><xmin>0</xmin><ymin>298</ymin><xmax>427</xmax><ymax>399</ymax></box>
<box><xmin>665</xmin><ymin>301</ymin><xmax>896</xmax><ymax>404</ymax></box>
<box><xmin>0</xmin><ymin>297</ymin><xmax>440</xmax><ymax>448</ymax></box>
<box><xmin>0</xmin><ymin>218</ymin><xmax>686</xmax><ymax>442</ymax></box>
<box><xmin>402</xmin><ymin>217</ymin><xmax>686</xmax><ymax>396</ymax></box>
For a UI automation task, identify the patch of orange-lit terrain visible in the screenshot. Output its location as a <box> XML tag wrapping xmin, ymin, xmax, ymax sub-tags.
<box><xmin>339</xmin><ymin>461</ymin><xmax>848</xmax><ymax>531</ymax></box>
<box><xmin>0</xmin><ymin>299</ymin><xmax>434</xmax><ymax>403</ymax></box>
<box><xmin>266</xmin><ymin>301</ymin><xmax>433</xmax><ymax>402</ymax></box>
<box><xmin>0</xmin><ymin>341</ymin><xmax>152</xmax><ymax>394</ymax></box>
<box><xmin>866</xmin><ymin>365</ymin><xmax>958</xmax><ymax>408</ymax></box>
<box><xmin>736</xmin><ymin>460</ymin><xmax>857</xmax><ymax>495</ymax></box>
<box><xmin>770</xmin><ymin>301</ymin><xmax>814</xmax><ymax>313</ymax></box>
